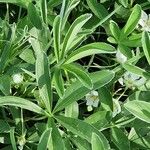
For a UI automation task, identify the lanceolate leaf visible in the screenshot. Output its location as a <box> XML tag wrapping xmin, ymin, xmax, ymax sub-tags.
<box><xmin>62</xmin><ymin>63</ymin><xmax>93</xmax><ymax>89</ymax></box>
<box><xmin>0</xmin><ymin>96</ymin><xmax>45</xmax><ymax>115</ymax></box>
<box><xmin>61</xmin><ymin>13</ymin><xmax>92</xmax><ymax>58</ymax></box>
<box><xmin>122</xmin><ymin>4</ymin><xmax>141</xmax><ymax>36</ymax></box>
<box><xmin>111</xmin><ymin>127</ymin><xmax>130</xmax><ymax>150</ymax></box>
<box><xmin>41</xmin><ymin>0</ymin><xmax>48</xmax><ymax>24</ymax></box>
<box><xmin>142</xmin><ymin>31</ymin><xmax>150</xmax><ymax>65</ymax></box>
<box><xmin>30</xmin><ymin>38</ymin><xmax>52</xmax><ymax>113</ymax></box>
<box><xmin>92</xmin><ymin>133</ymin><xmax>106</xmax><ymax>150</ymax></box>
<box><xmin>53</xmin><ymin>70</ymin><xmax>115</xmax><ymax>113</ymax></box>
<box><xmin>55</xmin><ymin>115</ymin><xmax>110</xmax><ymax>149</ymax></box>
<box><xmin>37</xmin><ymin>128</ymin><xmax>52</xmax><ymax>150</ymax></box>
<box><xmin>28</xmin><ymin>3</ymin><xmax>42</xmax><ymax>30</ymax></box>
<box><xmin>64</xmin><ymin>42</ymin><xmax>116</xmax><ymax>64</ymax></box>
<box><xmin>124</xmin><ymin>100</ymin><xmax>150</xmax><ymax>123</ymax></box>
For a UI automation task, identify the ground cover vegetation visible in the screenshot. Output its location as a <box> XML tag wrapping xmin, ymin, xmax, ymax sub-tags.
<box><xmin>0</xmin><ymin>0</ymin><xmax>150</xmax><ymax>149</ymax></box>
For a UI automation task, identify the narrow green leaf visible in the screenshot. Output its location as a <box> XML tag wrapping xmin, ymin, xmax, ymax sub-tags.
<box><xmin>61</xmin><ymin>13</ymin><xmax>92</xmax><ymax>58</ymax></box>
<box><xmin>92</xmin><ymin>133</ymin><xmax>105</xmax><ymax>150</ymax></box>
<box><xmin>142</xmin><ymin>31</ymin><xmax>150</xmax><ymax>65</ymax></box>
<box><xmin>111</xmin><ymin>127</ymin><xmax>130</xmax><ymax>150</ymax></box>
<box><xmin>122</xmin><ymin>4</ymin><xmax>141</xmax><ymax>36</ymax></box>
<box><xmin>28</xmin><ymin>3</ymin><xmax>42</xmax><ymax>30</ymax></box>
<box><xmin>53</xmin><ymin>68</ymin><xmax>64</xmax><ymax>98</ymax></box>
<box><xmin>124</xmin><ymin>100</ymin><xmax>150</xmax><ymax>123</ymax></box>
<box><xmin>62</xmin><ymin>63</ymin><xmax>93</xmax><ymax>89</ymax></box>
<box><xmin>41</xmin><ymin>0</ymin><xmax>47</xmax><ymax>24</ymax></box>
<box><xmin>30</xmin><ymin>38</ymin><xmax>52</xmax><ymax>113</ymax></box>
<box><xmin>65</xmin><ymin>42</ymin><xmax>116</xmax><ymax>64</ymax></box>
<box><xmin>10</xmin><ymin>127</ymin><xmax>17</xmax><ymax>150</ymax></box>
<box><xmin>37</xmin><ymin>128</ymin><xmax>52</xmax><ymax>150</ymax></box>
<box><xmin>53</xmin><ymin>16</ymin><xmax>61</xmax><ymax>61</ymax></box>
<box><xmin>53</xmin><ymin>70</ymin><xmax>115</xmax><ymax>113</ymax></box>
<box><xmin>55</xmin><ymin>115</ymin><xmax>110</xmax><ymax>149</ymax></box>
<box><xmin>0</xmin><ymin>96</ymin><xmax>45</xmax><ymax>115</ymax></box>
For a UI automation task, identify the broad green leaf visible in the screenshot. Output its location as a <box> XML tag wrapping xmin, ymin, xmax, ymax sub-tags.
<box><xmin>62</xmin><ymin>63</ymin><xmax>93</xmax><ymax>89</ymax></box>
<box><xmin>41</xmin><ymin>0</ymin><xmax>47</xmax><ymax>24</ymax></box>
<box><xmin>48</xmin><ymin>118</ymin><xmax>65</xmax><ymax>150</ymax></box>
<box><xmin>10</xmin><ymin>127</ymin><xmax>17</xmax><ymax>150</ymax></box>
<box><xmin>37</xmin><ymin>128</ymin><xmax>52</xmax><ymax>150</ymax></box>
<box><xmin>0</xmin><ymin>96</ymin><xmax>45</xmax><ymax>115</ymax></box>
<box><xmin>124</xmin><ymin>100</ymin><xmax>150</xmax><ymax>123</ymax></box>
<box><xmin>122</xmin><ymin>4</ymin><xmax>141</xmax><ymax>36</ymax></box>
<box><xmin>109</xmin><ymin>20</ymin><xmax>121</xmax><ymax>41</ymax></box>
<box><xmin>28</xmin><ymin>3</ymin><xmax>42</xmax><ymax>30</ymax></box>
<box><xmin>111</xmin><ymin>127</ymin><xmax>130</xmax><ymax>150</ymax></box>
<box><xmin>61</xmin><ymin>13</ymin><xmax>92</xmax><ymax>58</ymax></box>
<box><xmin>53</xmin><ymin>16</ymin><xmax>61</xmax><ymax>61</ymax></box>
<box><xmin>65</xmin><ymin>101</ymin><xmax>79</xmax><ymax>118</ymax></box>
<box><xmin>98</xmin><ymin>86</ymin><xmax>113</xmax><ymax>112</ymax></box>
<box><xmin>53</xmin><ymin>68</ymin><xmax>64</xmax><ymax>98</ymax></box>
<box><xmin>64</xmin><ymin>42</ymin><xmax>116</xmax><ymax>64</ymax></box>
<box><xmin>91</xmin><ymin>133</ymin><xmax>105</xmax><ymax>150</ymax></box>
<box><xmin>55</xmin><ymin>115</ymin><xmax>110</xmax><ymax>149</ymax></box>
<box><xmin>53</xmin><ymin>70</ymin><xmax>115</xmax><ymax>113</ymax></box>
<box><xmin>142</xmin><ymin>31</ymin><xmax>150</xmax><ymax>65</ymax></box>
<box><xmin>123</xmin><ymin>63</ymin><xmax>146</xmax><ymax>77</ymax></box>
<box><xmin>30</xmin><ymin>38</ymin><xmax>52</xmax><ymax>113</ymax></box>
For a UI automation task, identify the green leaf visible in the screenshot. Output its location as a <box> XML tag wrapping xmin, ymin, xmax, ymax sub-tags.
<box><xmin>37</xmin><ymin>128</ymin><xmax>52</xmax><ymax>150</ymax></box>
<box><xmin>124</xmin><ymin>100</ymin><xmax>150</xmax><ymax>123</ymax></box>
<box><xmin>65</xmin><ymin>42</ymin><xmax>116</xmax><ymax>64</ymax></box>
<box><xmin>65</xmin><ymin>101</ymin><xmax>79</xmax><ymax>118</ymax></box>
<box><xmin>0</xmin><ymin>96</ymin><xmax>45</xmax><ymax>115</ymax></box>
<box><xmin>53</xmin><ymin>16</ymin><xmax>61</xmax><ymax>61</ymax></box>
<box><xmin>142</xmin><ymin>31</ymin><xmax>150</xmax><ymax>65</ymax></box>
<box><xmin>109</xmin><ymin>20</ymin><xmax>121</xmax><ymax>41</ymax></box>
<box><xmin>0</xmin><ymin>120</ymin><xmax>10</xmax><ymax>133</ymax></box>
<box><xmin>41</xmin><ymin>0</ymin><xmax>47</xmax><ymax>24</ymax></box>
<box><xmin>10</xmin><ymin>127</ymin><xmax>17</xmax><ymax>150</ymax></box>
<box><xmin>53</xmin><ymin>70</ymin><xmax>115</xmax><ymax>113</ymax></box>
<box><xmin>91</xmin><ymin>133</ymin><xmax>106</xmax><ymax>150</ymax></box>
<box><xmin>55</xmin><ymin>115</ymin><xmax>110</xmax><ymax>149</ymax></box>
<box><xmin>62</xmin><ymin>63</ymin><xmax>93</xmax><ymax>89</ymax></box>
<box><xmin>0</xmin><ymin>75</ymin><xmax>11</xmax><ymax>95</ymax></box>
<box><xmin>28</xmin><ymin>3</ymin><xmax>42</xmax><ymax>30</ymax></box>
<box><xmin>111</xmin><ymin>127</ymin><xmax>130</xmax><ymax>150</ymax></box>
<box><xmin>48</xmin><ymin>118</ymin><xmax>65</xmax><ymax>150</ymax></box>
<box><xmin>61</xmin><ymin>13</ymin><xmax>92</xmax><ymax>58</ymax></box>
<box><xmin>98</xmin><ymin>86</ymin><xmax>113</xmax><ymax>112</ymax></box>
<box><xmin>53</xmin><ymin>68</ymin><xmax>64</xmax><ymax>98</ymax></box>
<box><xmin>122</xmin><ymin>4</ymin><xmax>141</xmax><ymax>36</ymax></box>
<box><xmin>86</xmin><ymin>0</ymin><xmax>108</xmax><ymax>19</ymax></box>
<box><xmin>30</xmin><ymin>38</ymin><xmax>52</xmax><ymax>113</ymax></box>
<box><xmin>119</xmin><ymin>0</ymin><xmax>128</xmax><ymax>8</ymax></box>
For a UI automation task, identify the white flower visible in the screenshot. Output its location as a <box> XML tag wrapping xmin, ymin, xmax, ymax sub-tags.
<box><xmin>119</xmin><ymin>72</ymin><xmax>146</xmax><ymax>89</ymax></box>
<box><xmin>116</xmin><ymin>50</ymin><xmax>127</xmax><ymax>63</ymax></box>
<box><xmin>86</xmin><ymin>90</ymin><xmax>99</xmax><ymax>108</ymax></box>
<box><xmin>138</xmin><ymin>10</ymin><xmax>150</xmax><ymax>32</ymax></box>
<box><xmin>12</xmin><ymin>74</ymin><xmax>23</xmax><ymax>84</ymax></box>
<box><xmin>112</xmin><ymin>99</ymin><xmax>121</xmax><ymax>117</ymax></box>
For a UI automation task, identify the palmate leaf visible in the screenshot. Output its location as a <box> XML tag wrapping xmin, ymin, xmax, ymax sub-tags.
<box><xmin>64</xmin><ymin>42</ymin><xmax>116</xmax><ymax>64</ymax></box>
<box><xmin>61</xmin><ymin>13</ymin><xmax>92</xmax><ymax>58</ymax></box>
<box><xmin>124</xmin><ymin>100</ymin><xmax>150</xmax><ymax>123</ymax></box>
<box><xmin>53</xmin><ymin>70</ymin><xmax>115</xmax><ymax>113</ymax></box>
<box><xmin>55</xmin><ymin>115</ymin><xmax>110</xmax><ymax>149</ymax></box>
<box><xmin>62</xmin><ymin>63</ymin><xmax>93</xmax><ymax>89</ymax></box>
<box><xmin>0</xmin><ymin>96</ymin><xmax>45</xmax><ymax>115</ymax></box>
